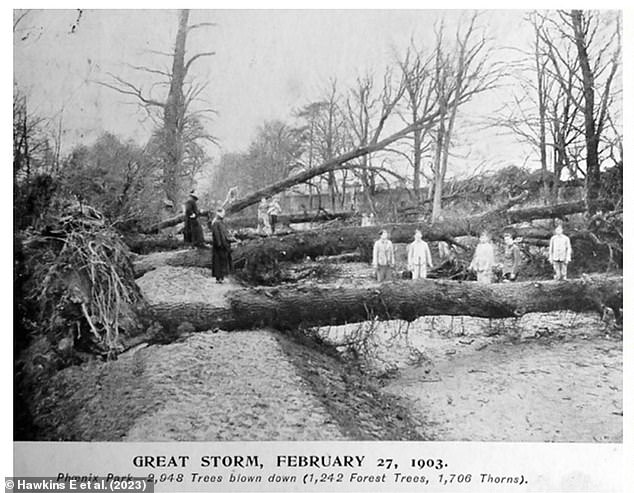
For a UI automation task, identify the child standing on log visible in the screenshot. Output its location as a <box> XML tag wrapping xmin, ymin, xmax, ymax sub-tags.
<box><xmin>469</xmin><ymin>231</ymin><xmax>495</xmax><ymax>283</ymax></box>
<box><xmin>407</xmin><ymin>229</ymin><xmax>433</xmax><ymax>280</ymax></box>
<box><xmin>372</xmin><ymin>229</ymin><xmax>395</xmax><ymax>282</ymax></box>
<box><xmin>257</xmin><ymin>197</ymin><xmax>271</xmax><ymax>235</ymax></box>
<box><xmin>267</xmin><ymin>197</ymin><xmax>282</xmax><ymax>234</ymax></box>
<box><xmin>501</xmin><ymin>231</ymin><xmax>522</xmax><ymax>281</ymax></box>
<box><xmin>549</xmin><ymin>223</ymin><xmax>572</xmax><ymax>280</ymax></box>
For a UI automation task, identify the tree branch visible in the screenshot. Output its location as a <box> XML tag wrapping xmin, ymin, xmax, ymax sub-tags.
<box><xmin>184</xmin><ymin>52</ymin><xmax>216</xmax><ymax>76</ymax></box>
<box><xmin>97</xmin><ymin>73</ymin><xmax>165</xmax><ymax>108</ymax></box>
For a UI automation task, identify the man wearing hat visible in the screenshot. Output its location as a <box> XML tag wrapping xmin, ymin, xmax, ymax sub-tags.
<box><xmin>183</xmin><ymin>191</ymin><xmax>205</xmax><ymax>248</ymax></box>
<box><xmin>211</xmin><ymin>207</ymin><xmax>232</xmax><ymax>283</ymax></box>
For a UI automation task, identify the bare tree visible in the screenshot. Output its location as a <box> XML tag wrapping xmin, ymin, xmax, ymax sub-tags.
<box><xmin>98</xmin><ymin>9</ymin><xmax>216</xmax><ymax>205</ymax></box>
<box><xmin>532</xmin><ymin>13</ymin><xmax>550</xmax><ymax>200</ymax></box>
<box><xmin>298</xmin><ymin>81</ymin><xmax>350</xmax><ymax>210</ymax></box>
<box><xmin>429</xmin><ymin>13</ymin><xmax>498</xmax><ymax>222</ymax></box>
<box><xmin>395</xmin><ymin>41</ymin><xmax>436</xmax><ymax>198</ymax></box>
<box><xmin>568</xmin><ymin>10</ymin><xmax>620</xmax><ymax>214</ymax></box>
<box><xmin>344</xmin><ymin>68</ymin><xmax>406</xmax><ymax>212</ymax></box>
<box><xmin>13</xmin><ymin>88</ymin><xmax>52</xmax><ymax>179</ymax></box>
<box><xmin>534</xmin><ymin>10</ymin><xmax>621</xmax><ymax>213</ymax></box>
<box><xmin>495</xmin><ymin>11</ymin><xmax>584</xmax><ymax>204</ymax></box>
<box><xmin>294</xmin><ymin>102</ymin><xmax>323</xmax><ymax>208</ymax></box>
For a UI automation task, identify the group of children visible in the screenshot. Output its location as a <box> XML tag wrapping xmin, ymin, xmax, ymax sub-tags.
<box><xmin>371</xmin><ymin>223</ymin><xmax>572</xmax><ymax>283</ymax></box>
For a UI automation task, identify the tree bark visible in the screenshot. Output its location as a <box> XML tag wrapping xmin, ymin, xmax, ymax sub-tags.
<box><xmin>148</xmin><ymin>275</ymin><xmax>622</xmax><ymax>332</ymax></box>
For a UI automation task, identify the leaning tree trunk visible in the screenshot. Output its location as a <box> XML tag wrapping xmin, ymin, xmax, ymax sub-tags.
<box><xmin>147</xmin><ymin>275</ymin><xmax>622</xmax><ymax>332</ymax></box>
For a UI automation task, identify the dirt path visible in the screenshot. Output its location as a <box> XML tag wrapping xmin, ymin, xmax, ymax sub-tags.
<box><xmin>32</xmin><ymin>325</ymin><xmax>422</xmax><ymax>441</ymax></box>
<box><xmin>124</xmin><ymin>330</ymin><xmax>344</xmax><ymax>441</ymax></box>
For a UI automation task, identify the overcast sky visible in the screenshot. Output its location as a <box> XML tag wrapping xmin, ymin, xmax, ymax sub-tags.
<box><xmin>14</xmin><ymin>9</ymin><xmax>547</xmax><ymax>178</ymax></box>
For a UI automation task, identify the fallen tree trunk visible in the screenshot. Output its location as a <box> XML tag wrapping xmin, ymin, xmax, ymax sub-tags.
<box><xmin>224</xmin><ymin>118</ymin><xmax>443</xmax><ymax>215</ymax></box>
<box><xmin>145</xmin><ymin>106</ymin><xmax>446</xmax><ymax>234</ymax></box>
<box><xmin>133</xmin><ymin>247</ymin><xmax>212</xmax><ymax>277</ymax></box>
<box><xmin>143</xmin><ymin>209</ymin><xmax>356</xmax><ymax>233</ymax></box>
<box><xmin>142</xmin><ymin>212</ymin><xmax>203</xmax><ymax>233</ymax></box>
<box><xmin>132</xmin><ymin>197</ymin><xmax>602</xmax><ymax>272</ymax></box>
<box><xmin>148</xmin><ymin>275</ymin><xmax>622</xmax><ymax>332</ymax></box>
<box><xmin>126</xmin><ymin>234</ymin><xmax>189</xmax><ymax>255</ymax></box>
<box><xmin>232</xmin><ymin>194</ymin><xmax>595</xmax><ymax>266</ymax></box>
<box><xmin>225</xmin><ymin>210</ymin><xmax>356</xmax><ymax>229</ymax></box>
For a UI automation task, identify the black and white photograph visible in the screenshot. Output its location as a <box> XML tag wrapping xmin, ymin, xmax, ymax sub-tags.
<box><xmin>11</xmin><ymin>6</ymin><xmax>625</xmax><ymax>491</ymax></box>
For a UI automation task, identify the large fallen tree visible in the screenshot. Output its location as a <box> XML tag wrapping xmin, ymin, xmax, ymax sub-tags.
<box><xmin>147</xmin><ymin>275</ymin><xmax>622</xmax><ymax>332</ymax></box>
<box><xmin>227</xmin><ymin>210</ymin><xmax>356</xmax><ymax>230</ymax></box>
<box><xmin>145</xmin><ymin>209</ymin><xmax>356</xmax><ymax>233</ymax></box>
<box><xmin>232</xmin><ymin>195</ymin><xmax>597</xmax><ymax>266</ymax></box>
<box><xmin>145</xmin><ymin>82</ymin><xmax>492</xmax><ymax>234</ymax></box>
<box><xmin>132</xmin><ymin>196</ymin><xmax>605</xmax><ymax>273</ymax></box>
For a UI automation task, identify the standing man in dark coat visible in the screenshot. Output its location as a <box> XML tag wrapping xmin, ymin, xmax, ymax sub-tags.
<box><xmin>211</xmin><ymin>207</ymin><xmax>232</xmax><ymax>283</ymax></box>
<box><xmin>183</xmin><ymin>191</ymin><xmax>205</xmax><ymax>248</ymax></box>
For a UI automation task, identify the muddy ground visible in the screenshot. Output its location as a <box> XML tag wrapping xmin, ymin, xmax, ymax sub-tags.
<box><xmin>22</xmin><ymin>261</ymin><xmax>622</xmax><ymax>442</ymax></box>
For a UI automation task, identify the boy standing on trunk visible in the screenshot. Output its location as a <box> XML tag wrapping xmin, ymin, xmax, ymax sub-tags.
<box><xmin>501</xmin><ymin>231</ymin><xmax>522</xmax><ymax>281</ymax></box>
<box><xmin>549</xmin><ymin>223</ymin><xmax>572</xmax><ymax>280</ymax></box>
<box><xmin>407</xmin><ymin>229</ymin><xmax>433</xmax><ymax>280</ymax></box>
<box><xmin>372</xmin><ymin>229</ymin><xmax>395</xmax><ymax>282</ymax></box>
<box><xmin>267</xmin><ymin>197</ymin><xmax>282</xmax><ymax>234</ymax></box>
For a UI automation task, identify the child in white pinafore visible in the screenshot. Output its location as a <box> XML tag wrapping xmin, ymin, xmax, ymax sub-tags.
<box><xmin>407</xmin><ymin>230</ymin><xmax>433</xmax><ymax>280</ymax></box>
<box><xmin>469</xmin><ymin>231</ymin><xmax>496</xmax><ymax>284</ymax></box>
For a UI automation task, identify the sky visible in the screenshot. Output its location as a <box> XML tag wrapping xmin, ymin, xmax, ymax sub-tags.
<box><xmin>14</xmin><ymin>9</ymin><xmax>550</xmax><ymax>180</ymax></box>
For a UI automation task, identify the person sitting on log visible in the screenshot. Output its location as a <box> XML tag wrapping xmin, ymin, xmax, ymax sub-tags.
<box><xmin>183</xmin><ymin>191</ymin><xmax>205</xmax><ymax>248</ymax></box>
<box><xmin>501</xmin><ymin>231</ymin><xmax>522</xmax><ymax>282</ymax></box>
<box><xmin>549</xmin><ymin>223</ymin><xmax>572</xmax><ymax>281</ymax></box>
<box><xmin>407</xmin><ymin>229</ymin><xmax>433</xmax><ymax>280</ymax></box>
<box><xmin>211</xmin><ymin>207</ymin><xmax>233</xmax><ymax>284</ymax></box>
<box><xmin>267</xmin><ymin>196</ymin><xmax>282</xmax><ymax>234</ymax></box>
<box><xmin>469</xmin><ymin>231</ymin><xmax>495</xmax><ymax>284</ymax></box>
<box><xmin>372</xmin><ymin>229</ymin><xmax>395</xmax><ymax>282</ymax></box>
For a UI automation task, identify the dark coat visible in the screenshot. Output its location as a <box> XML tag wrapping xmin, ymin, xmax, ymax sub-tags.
<box><xmin>211</xmin><ymin>217</ymin><xmax>232</xmax><ymax>278</ymax></box>
<box><xmin>183</xmin><ymin>197</ymin><xmax>205</xmax><ymax>247</ymax></box>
